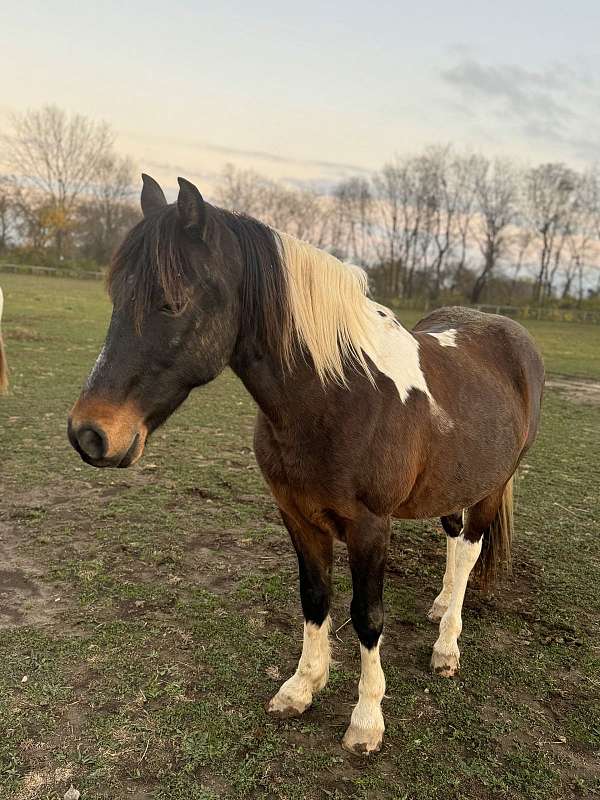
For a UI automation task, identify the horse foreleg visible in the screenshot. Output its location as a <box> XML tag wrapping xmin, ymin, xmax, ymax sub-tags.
<box><xmin>342</xmin><ymin>510</ymin><xmax>390</xmax><ymax>755</ymax></box>
<box><xmin>267</xmin><ymin>511</ymin><xmax>333</xmax><ymax>717</ymax></box>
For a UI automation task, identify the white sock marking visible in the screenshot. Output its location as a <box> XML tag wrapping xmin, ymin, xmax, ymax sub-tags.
<box><xmin>270</xmin><ymin>617</ymin><xmax>331</xmax><ymax>710</ymax></box>
<box><xmin>348</xmin><ymin>640</ymin><xmax>386</xmax><ymax>733</ymax></box>
<box><xmin>430</xmin><ymin>535</ymin><xmax>457</xmax><ymax>614</ymax></box>
<box><xmin>433</xmin><ymin>534</ymin><xmax>482</xmax><ymax>666</ymax></box>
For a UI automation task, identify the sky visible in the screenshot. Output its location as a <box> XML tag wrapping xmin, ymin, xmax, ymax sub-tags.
<box><xmin>1</xmin><ymin>1</ymin><xmax>600</xmax><ymax>196</ymax></box>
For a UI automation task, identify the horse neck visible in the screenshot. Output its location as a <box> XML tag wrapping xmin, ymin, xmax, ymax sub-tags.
<box><xmin>229</xmin><ymin>337</ymin><xmax>299</xmax><ymax>425</ymax></box>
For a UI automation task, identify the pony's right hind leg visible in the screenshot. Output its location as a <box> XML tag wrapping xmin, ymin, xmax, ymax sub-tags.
<box><xmin>431</xmin><ymin>489</ymin><xmax>505</xmax><ymax>677</ymax></box>
<box><xmin>427</xmin><ymin>512</ymin><xmax>462</xmax><ymax>623</ymax></box>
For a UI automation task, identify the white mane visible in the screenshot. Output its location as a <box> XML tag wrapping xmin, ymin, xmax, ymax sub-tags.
<box><xmin>278</xmin><ymin>232</ymin><xmax>378</xmax><ymax>385</ymax></box>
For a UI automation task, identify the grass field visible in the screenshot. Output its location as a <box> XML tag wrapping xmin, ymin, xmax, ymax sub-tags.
<box><xmin>0</xmin><ymin>274</ymin><xmax>599</xmax><ymax>800</ymax></box>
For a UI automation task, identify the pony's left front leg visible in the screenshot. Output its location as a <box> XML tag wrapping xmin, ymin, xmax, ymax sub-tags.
<box><xmin>342</xmin><ymin>510</ymin><xmax>390</xmax><ymax>756</ymax></box>
<box><xmin>267</xmin><ymin>511</ymin><xmax>333</xmax><ymax>718</ymax></box>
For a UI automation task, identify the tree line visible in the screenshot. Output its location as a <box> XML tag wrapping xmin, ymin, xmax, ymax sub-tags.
<box><xmin>2</xmin><ymin>106</ymin><xmax>600</xmax><ymax>307</ymax></box>
<box><xmin>0</xmin><ymin>106</ymin><xmax>137</xmax><ymax>268</ymax></box>
<box><xmin>217</xmin><ymin>157</ymin><xmax>600</xmax><ymax>307</ymax></box>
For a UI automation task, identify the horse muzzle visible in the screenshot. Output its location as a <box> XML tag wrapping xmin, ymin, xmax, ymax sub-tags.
<box><xmin>68</xmin><ymin>397</ymin><xmax>148</xmax><ymax>468</ymax></box>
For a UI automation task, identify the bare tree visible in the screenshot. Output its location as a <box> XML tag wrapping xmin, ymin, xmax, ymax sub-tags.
<box><xmin>470</xmin><ymin>157</ymin><xmax>521</xmax><ymax>303</ymax></box>
<box><xmin>452</xmin><ymin>153</ymin><xmax>480</xmax><ymax>283</ymax></box>
<box><xmin>0</xmin><ymin>177</ymin><xmax>15</xmax><ymax>252</ymax></box>
<box><xmin>419</xmin><ymin>147</ymin><xmax>452</xmax><ymax>301</ymax></box>
<box><xmin>417</xmin><ymin>146</ymin><xmax>478</xmax><ymax>301</ymax></box>
<box><xmin>372</xmin><ymin>156</ymin><xmax>434</xmax><ymax>299</ymax></box>
<box><xmin>77</xmin><ymin>155</ymin><xmax>138</xmax><ymax>263</ymax></box>
<box><xmin>216</xmin><ymin>164</ymin><xmax>270</xmax><ymax>218</ymax></box>
<box><xmin>9</xmin><ymin>188</ymin><xmax>57</xmax><ymax>251</ymax></box>
<box><xmin>371</xmin><ymin>160</ymin><xmax>404</xmax><ymax>296</ymax></box>
<box><xmin>523</xmin><ymin>163</ymin><xmax>578</xmax><ymax>304</ymax></box>
<box><xmin>330</xmin><ymin>177</ymin><xmax>372</xmax><ymax>264</ymax></box>
<box><xmin>508</xmin><ymin>228</ymin><xmax>534</xmax><ymax>302</ymax></box>
<box><xmin>1</xmin><ymin>106</ymin><xmax>113</xmax><ymax>256</ymax></box>
<box><xmin>558</xmin><ymin>169</ymin><xmax>599</xmax><ymax>301</ymax></box>
<box><xmin>216</xmin><ymin>164</ymin><xmax>334</xmax><ymax>250</ymax></box>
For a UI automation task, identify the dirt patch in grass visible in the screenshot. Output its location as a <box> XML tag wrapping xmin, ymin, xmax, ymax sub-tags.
<box><xmin>0</xmin><ymin>523</ymin><xmax>63</xmax><ymax>630</ymax></box>
<box><xmin>546</xmin><ymin>377</ymin><xmax>600</xmax><ymax>405</ymax></box>
<box><xmin>4</xmin><ymin>325</ymin><xmax>44</xmax><ymax>342</ymax></box>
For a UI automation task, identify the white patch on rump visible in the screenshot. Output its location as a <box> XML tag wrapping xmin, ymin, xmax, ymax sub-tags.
<box><xmin>425</xmin><ymin>329</ymin><xmax>458</xmax><ymax>347</ymax></box>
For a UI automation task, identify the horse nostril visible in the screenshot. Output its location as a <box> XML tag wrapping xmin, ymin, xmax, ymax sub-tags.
<box><xmin>77</xmin><ymin>425</ymin><xmax>107</xmax><ymax>461</ymax></box>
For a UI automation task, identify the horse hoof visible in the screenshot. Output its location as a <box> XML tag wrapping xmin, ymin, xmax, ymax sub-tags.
<box><xmin>342</xmin><ymin>725</ymin><xmax>383</xmax><ymax>756</ymax></box>
<box><xmin>266</xmin><ymin>693</ymin><xmax>311</xmax><ymax>718</ymax></box>
<box><xmin>430</xmin><ymin>647</ymin><xmax>460</xmax><ymax>677</ymax></box>
<box><xmin>427</xmin><ymin>603</ymin><xmax>447</xmax><ymax>623</ymax></box>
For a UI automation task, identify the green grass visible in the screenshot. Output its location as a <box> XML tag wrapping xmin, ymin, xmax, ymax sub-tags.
<box><xmin>0</xmin><ymin>274</ymin><xmax>599</xmax><ymax>799</ymax></box>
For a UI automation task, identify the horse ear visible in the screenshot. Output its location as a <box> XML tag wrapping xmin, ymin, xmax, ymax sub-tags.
<box><xmin>141</xmin><ymin>173</ymin><xmax>167</xmax><ymax>216</ymax></box>
<box><xmin>177</xmin><ymin>177</ymin><xmax>207</xmax><ymax>238</ymax></box>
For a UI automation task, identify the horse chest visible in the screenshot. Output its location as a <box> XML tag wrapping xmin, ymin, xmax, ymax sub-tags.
<box><xmin>255</xmin><ymin>425</ymin><xmax>347</xmax><ymax>489</ymax></box>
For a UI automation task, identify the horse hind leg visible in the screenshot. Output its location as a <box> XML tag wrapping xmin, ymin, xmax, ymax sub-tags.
<box><xmin>431</xmin><ymin>483</ymin><xmax>513</xmax><ymax>677</ymax></box>
<box><xmin>427</xmin><ymin>512</ymin><xmax>462</xmax><ymax>623</ymax></box>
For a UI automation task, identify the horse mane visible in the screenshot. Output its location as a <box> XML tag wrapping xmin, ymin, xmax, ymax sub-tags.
<box><xmin>277</xmin><ymin>232</ymin><xmax>375</xmax><ymax>384</ymax></box>
<box><xmin>108</xmin><ymin>204</ymin><xmax>376</xmax><ymax>385</ymax></box>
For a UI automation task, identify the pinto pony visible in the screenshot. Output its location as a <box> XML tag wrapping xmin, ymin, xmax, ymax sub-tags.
<box><xmin>68</xmin><ymin>175</ymin><xmax>545</xmax><ymax>755</ymax></box>
<box><xmin>0</xmin><ymin>287</ymin><xmax>8</xmax><ymax>394</ymax></box>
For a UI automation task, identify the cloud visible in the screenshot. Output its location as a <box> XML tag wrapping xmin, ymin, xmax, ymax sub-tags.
<box><xmin>198</xmin><ymin>141</ymin><xmax>371</xmax><ymax>176</ymax></box>
<box><xmin>439</xmin><ymin>57</ymin><xmax>600</xmax><ymax>164</ymax></box>
<box><xmin>121</xmin><ymin>129</ymin><xmax>371</xmax><ymax>182</ymax></box>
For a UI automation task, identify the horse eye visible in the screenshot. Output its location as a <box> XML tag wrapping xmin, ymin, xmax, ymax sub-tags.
<box><xmin>160</xmin><ymin>303</ymin><xmax>174</xmax><ymax>315</ymax></box>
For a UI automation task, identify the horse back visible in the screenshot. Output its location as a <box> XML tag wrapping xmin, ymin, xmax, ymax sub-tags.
<box><xmin>413</xmin><ymin>306</ymin><xmax>545</xmax><ymax>447</ymax></box>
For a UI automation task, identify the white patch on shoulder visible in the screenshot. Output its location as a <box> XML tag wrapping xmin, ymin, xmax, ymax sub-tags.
<box><xmin>426</xmin><ymin>329</ymin><xmax>458</xmax><ymax>347</ymax></box>
<box><xmin>362</xmin><ymin>304</ymin><xmax>454</xmax><ymax>430</ymax></box>
<box><xmin>363</xmin><ymin>302</ymin><xmax>433</xmax><ymax>404</ymax></box>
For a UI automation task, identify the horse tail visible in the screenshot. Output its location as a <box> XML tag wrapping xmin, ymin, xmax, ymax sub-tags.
<box><xmin>0</xmin><ymin>288</ymin><xmax>7</xmax><ymax>394</ymax></box>
<box><xmin>474</xmin><ymin>475</ymin><xmax>514</xmax><ymax>592</ymax></box>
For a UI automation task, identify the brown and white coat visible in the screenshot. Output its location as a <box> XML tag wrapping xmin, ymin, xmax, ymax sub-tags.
<box><xmin>69</xmin><ymin>175</ymin><xmax>545</xmax><ymax>754</ymax></box>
